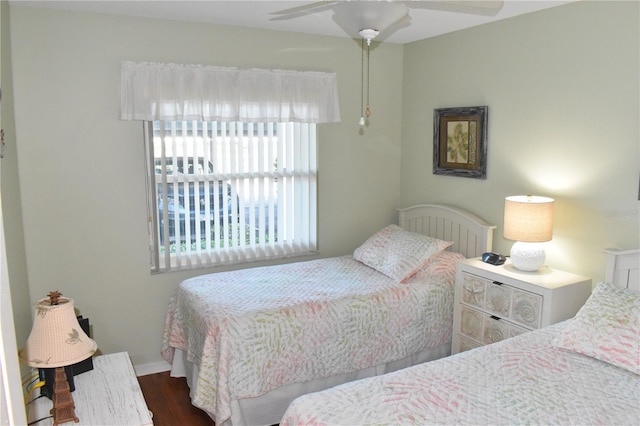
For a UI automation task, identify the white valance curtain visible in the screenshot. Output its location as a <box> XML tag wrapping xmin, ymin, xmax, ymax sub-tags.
<box><xmin>120</xmin><ymin>61</ymin><xmax>341</xmax><ymax>123</ymax></box>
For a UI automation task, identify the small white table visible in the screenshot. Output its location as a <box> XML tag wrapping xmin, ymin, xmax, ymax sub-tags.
<box><xmin>27</xmin><ymin>351</ymin><xmax>153</xmax><ymax>426</ymax></box>
<box><xmin>452</xmin><ymin>258</ymin><xmax>592</xmax><ymax>354</ymax></box>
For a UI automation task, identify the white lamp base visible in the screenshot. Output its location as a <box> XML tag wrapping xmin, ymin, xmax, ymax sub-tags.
<box><xmin>510</xmin><ymin>241</ymin><xmax>546</xmax><ymax>271</ymax></box>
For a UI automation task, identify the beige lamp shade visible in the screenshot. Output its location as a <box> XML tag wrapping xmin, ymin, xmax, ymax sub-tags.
<box><xmin>19</xmin><ymin>297</ymin><xmax>97</xmax><ymax>368</ymax></box>
<box><xmin>503</xmin><ymin>195</ymin><xmax>554</xmax><ymax>242</ymax></box>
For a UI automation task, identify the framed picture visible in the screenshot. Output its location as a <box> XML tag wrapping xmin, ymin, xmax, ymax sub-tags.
<box><xmin>433</xmin><ymin>106</ymin><xmax>488</xmax><ymax>179</ymax></box>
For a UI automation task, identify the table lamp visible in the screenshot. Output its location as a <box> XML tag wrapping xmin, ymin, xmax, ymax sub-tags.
<box><xmin>503</xmin><ymin>195</ymin><xmax>554</xmax><ymax>271</ymax></box>
<box><xmin>19</xmin><ymin>291</ymin><xmax>97</xmax><ymax>425</ymax></box>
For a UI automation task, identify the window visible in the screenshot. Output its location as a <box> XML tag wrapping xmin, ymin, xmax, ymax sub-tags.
<box><xmin>121</xmin><ymin>60</ymin><xmax>338</xmax><ymax>272</ymax></box>
<box><xmin>146</xmin><ymin>120</ymin><xmax>317</xmax><ymax>272</ymax></box>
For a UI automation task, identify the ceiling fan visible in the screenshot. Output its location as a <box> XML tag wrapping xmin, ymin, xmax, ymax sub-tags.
<box><xmin>271</xmin><ymin>1</ymin><xmax>505</xmax><ymax>42</ymax></box>
<box><xmin>271</xmin><ymin>1</ymin><xmax>504</xmax><ymax>128</ymax></box>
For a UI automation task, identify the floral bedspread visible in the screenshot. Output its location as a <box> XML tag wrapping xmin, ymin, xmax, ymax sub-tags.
<box><xmin>281</xmin><ymin>321</ymin><xmax>640</xmax><ymax>425</ymax></box>
<box><xmin>161</xmin><ymin>255</ymin><xmax>455</xmax><ymax>425</ymax></box>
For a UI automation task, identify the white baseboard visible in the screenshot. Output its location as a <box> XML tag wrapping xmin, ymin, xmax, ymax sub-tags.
<box><xmin>133</xmin><ymin>359</ymin><xmax>171</xmax><ymax>377</ymax></box>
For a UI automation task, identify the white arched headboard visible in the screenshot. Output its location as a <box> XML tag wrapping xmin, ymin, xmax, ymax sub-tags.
<box><xmin>603</xmin><ymin>248</ymin><xmax>640</xmax><ymax>292</ymax></box>
<box><xmin>398</xmin><ymin>204</ymin><xmax>496</xmax><ymax>259</ymax></box>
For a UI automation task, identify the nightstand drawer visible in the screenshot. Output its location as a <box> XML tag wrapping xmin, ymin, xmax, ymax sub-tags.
<box><xmin>485</xmin><ymin>281</ymin><xmax>511</xmax><ymax>317</ymax></box>
<box><xmin>459</xmin><ymin>305</ymin><xmax>483</xmax><ymax>341</ymax></box>
<box><xmin>459</xmin><ymin>305</ymin><xmax>530</xmax><ymax>345</ymax></box>
<box><xmin>461</xmin><ymin>272</ymin><xmax>543</xmax><ymax>329</ymax></box>
<box><xmin>483</xmin><ymin>315</ymin><xmax>529</xmax><ymax>344</ymax></box>
<box><xmin>510</xmin><ymin>288</ymin><xmax>542</xmax><ymax>328</ymax></box>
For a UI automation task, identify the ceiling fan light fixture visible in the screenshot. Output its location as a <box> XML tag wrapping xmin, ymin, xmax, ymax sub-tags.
<box><xmin>359</xmin><ymin>28</ymin><xmax>379</xmax><ymax>45</ymax></box>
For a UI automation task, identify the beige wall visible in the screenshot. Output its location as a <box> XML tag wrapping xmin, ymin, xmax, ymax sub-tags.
<box><xmin>4</xmin><ymin>1</ymin><xmax>639</xmax><ymax>372</ymax></box>
<box><xmin>7</xmin><ymin>6</ymin><xmax>403</xmax><ymax>367</ymax></box>
<box><xmin>401</xmin><ymin>0</ymin><xmax>639</xmax><ymax>284</ymax></box>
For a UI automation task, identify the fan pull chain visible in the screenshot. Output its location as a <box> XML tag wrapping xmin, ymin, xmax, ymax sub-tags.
<box><xmin>358</xmin><ymin>29</ymin><xmax>378</xmax><ymax>127</ymax></box>
<box><xmin>365</xmin><ymin>39</ymin><xmax>371</xmax><ymax>120</ymax></box>
<box><xmin>359</xmin><ymin>37</ymin><xmax>365</xmax><ymax>126</ymax></box>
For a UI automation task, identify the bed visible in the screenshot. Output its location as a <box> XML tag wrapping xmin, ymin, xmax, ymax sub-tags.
<box><xmin>160</xmin><ymin>204</ymin><xmax>495</xmax><ymax>425</ymax></box>
<box><xmin>281</xmin><ymin>248</ymin><xmax>640</xmax><ymax>425</ymax></box>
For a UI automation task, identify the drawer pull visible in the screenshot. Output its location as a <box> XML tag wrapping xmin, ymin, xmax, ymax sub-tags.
<box><xmin>492</xmin><ymin>281</ymin><xmax>503</xmax><ymax>285</ymax></box>
<box><xmin>490</xmin><ymin>315</ymin><xmax>501</xmax><ymax>320</ymax></box>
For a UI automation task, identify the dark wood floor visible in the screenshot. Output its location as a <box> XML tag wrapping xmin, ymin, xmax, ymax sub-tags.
<box><xmin>138</xmin><ymin>371</ymin><xmax>215</xmax><ymax>426</ymax></box>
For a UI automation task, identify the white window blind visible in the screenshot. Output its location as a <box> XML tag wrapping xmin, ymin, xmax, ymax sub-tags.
<box><xmin>147</xmin><ymin>120</ymin><xmax>317</xmax><ymax>272</ymax></box>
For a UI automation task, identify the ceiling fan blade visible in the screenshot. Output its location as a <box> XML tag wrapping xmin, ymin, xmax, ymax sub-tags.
<box><xmin>270</xmin><ymin>1</ymin><xmax>337</xmax><ymax>17</ymax></box>
<box><xmin>407</xmin><ymin>1</ymin><xmax>504</xmax><ymax>17</ymax></box>
<box><xmin>270</xmin><ymin>2</ymin><xmax>337</xmax><ymax>21</ymax></box>
<box><xmin>373</xmin><ymin>14</ymin><xmax>412</xmax><ymax>42</ymax></box>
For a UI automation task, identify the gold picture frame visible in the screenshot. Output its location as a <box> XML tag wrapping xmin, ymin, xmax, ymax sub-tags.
<box><xmin>433</xmin><ymin>106</ymin><xmax>488</xmax><ymax>179</ymax></box>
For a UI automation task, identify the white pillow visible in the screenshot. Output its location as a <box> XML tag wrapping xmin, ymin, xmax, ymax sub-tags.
<box><xmin>353</xmin><ymin>224</ymin><xmax>453</xmax><ymax>282</ymax></box>
<box><xmin>555</xmin><ymin>282</ymin><xmax>640</xmax><ymax>375</ymax></box>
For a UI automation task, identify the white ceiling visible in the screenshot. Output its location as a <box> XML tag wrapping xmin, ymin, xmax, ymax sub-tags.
<box><xmin>10</xmin><ymin>0</ymin><xmax>573</xmax><ymax>44</ymax></box>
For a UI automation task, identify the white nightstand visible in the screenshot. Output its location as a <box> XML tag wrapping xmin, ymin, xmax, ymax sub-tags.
<box><xmin>452</xmin><ymin>258</ymin><xmax>592</xmax><ymax>355</ymax></box>
<box><xmin>27</xmin><ymin>351</ymin><xmax>153</xmax><ymax>425</ymax></box>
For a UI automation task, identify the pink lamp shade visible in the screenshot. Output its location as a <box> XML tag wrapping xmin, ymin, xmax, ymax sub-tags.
<box><xmin>19</xmin><ymin>297</ymin><xmax>97</xmax><ymax>368</ymax></box>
